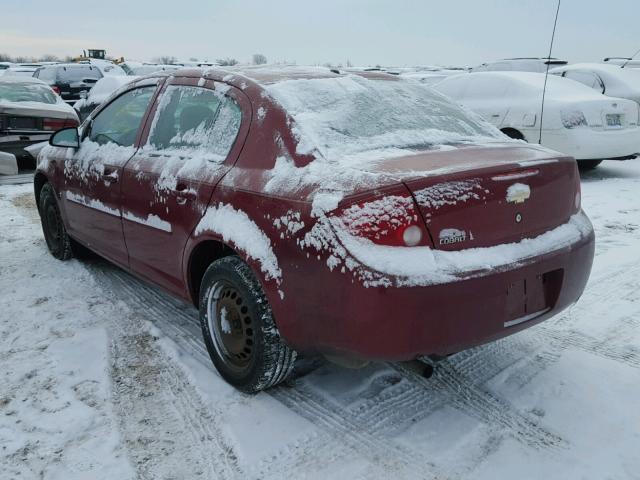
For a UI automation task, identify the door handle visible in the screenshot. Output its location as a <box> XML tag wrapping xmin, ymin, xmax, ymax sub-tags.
<box><xmin>102</xmin><ymin>171</ymin><xmax>119</xmax><ymax>183</ymax></box>
<box><xmin>171</xmin><ymin>184</ymin><xmax>197</xmax><ymax>204</ymax></box>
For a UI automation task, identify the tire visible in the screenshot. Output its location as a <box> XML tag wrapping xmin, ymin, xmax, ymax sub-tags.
<box><xmin>199</xmin><ymin>256</ymin><xmax>297</xmax><ymax>393</ymax></box>
<box><xmin>578</xmin><ymin>159</ymin><xmax>603</xmax><ymax>171</ymax></box>
<box><xmin>38</xmin><ymin>183</ymin><xmax>73</xmax><ymax>261</ymax></box>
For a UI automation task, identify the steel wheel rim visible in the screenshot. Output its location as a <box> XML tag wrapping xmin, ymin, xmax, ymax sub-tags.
<box><xmin>206</xmin><ymin>280</ymin><xmax>254</xmax><ymax>373</ymax></box>
<box><xmin>45</xmin><ymin>204</ymin><xmax>61</xmax><ymax>250</ymax></box>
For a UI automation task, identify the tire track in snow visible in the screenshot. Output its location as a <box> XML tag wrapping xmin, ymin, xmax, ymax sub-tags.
<box><xmin>91</xmin><ymin>267</ymin><xmax>244</xmax><ymax>480</ymax></box>
<box><xmin>88</xmin><ymin>263</ymin><xmax>441</xmax><ymax>479</ymax></box>
<box><xmin>391</xmin><ymin>361</ymin><xmax>565</xmax><ymax>450</ymax></box>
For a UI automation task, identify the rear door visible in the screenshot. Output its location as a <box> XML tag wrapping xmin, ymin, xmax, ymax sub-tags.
<box><xmin>465</xmin><ymin>76</ymin><xmax>511</xmax><ymax>127</ymax></box>
<box><xmin>62</xmin><ymin>85</ymin><xmax>158</xmax><ymax>266</ymax></box>
<box><xmin>120</xmin><ymin>77</ymin><xmax>250</xmax><ymax>295</ymax></box>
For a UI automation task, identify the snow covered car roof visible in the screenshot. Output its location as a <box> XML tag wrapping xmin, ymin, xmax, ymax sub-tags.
<box><xmin>435</xmin><ymin>71</ymin><xmax>619</xmax><ymax>101</ymax></box>
<box><xmin>74</xmin><ymin>75</ymin><xmax>139</xmax><ymax>109</ymax></box>
<box><xmin>0</xmin><ymin>76</ymin><xmax>47</xmax><ymax>85</ymax></box>
<box><xmin>550</xmin><ymin>63</ymin><xmax>640</xmax><ymax>92</ymax></box>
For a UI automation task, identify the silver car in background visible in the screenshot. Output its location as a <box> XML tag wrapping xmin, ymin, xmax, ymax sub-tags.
<box><xmin>0</xmin><ymin>77</ymin><xmax>78</xmax><ymax>173</ymax></box>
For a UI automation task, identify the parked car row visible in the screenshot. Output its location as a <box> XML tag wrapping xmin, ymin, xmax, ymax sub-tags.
<box><xmin>433</xmin><ymin>71</ymin><xmax>640</xmax><ymax>169</ymax></box>
<box><xmin>396</xmin><ymin>58</ymin><xmax>640</xmax><ymax>169</ymax></box>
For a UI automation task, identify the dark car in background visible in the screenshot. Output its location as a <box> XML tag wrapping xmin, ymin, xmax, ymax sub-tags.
<box><xmin>33</xmin><ymin>64</ymin><xmax>103</xmax><ymax>105</ymax></box>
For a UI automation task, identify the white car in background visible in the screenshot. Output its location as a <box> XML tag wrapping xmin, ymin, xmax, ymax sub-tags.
<box><xmin>120</xmin><ymin>61</ymin><xmax>181</xmax><ymax>76</ymax></box>
<box><xmin>401</xmin><ymin>68</ymin><xmax>468</xmax><ymax>86</ymax></box>
<box><xmin>78</xmin><ymin>59</ymin><xmax>127</xmax><ymax>77</ymax></box>
<box><xmin>471</xmin><ymin>57</ymin><xmax>568</xmax><ymax>73</ymax></box>
<box><xmin>434</xmin><ymin>71</ymin><xmax>640</xmax><ymax>169</ymax></box>
<box><xmin>550</xmin><ymin>63</ymin><xmax>640</xmax><ymax>105</ymax></box>
<box><xmin>603</xmin><ymin>57</ymin><xmax>640</xmax><ymax>69</ymax></box>
<box><xmin>2</xmin><ymin>65</ymin><xmax>40</xmax><ymax>77</ymax></box>
<box><xmin>73</xmin><ymin>75</ymin><xmax>139</xmax><ymax>121</ymax></box>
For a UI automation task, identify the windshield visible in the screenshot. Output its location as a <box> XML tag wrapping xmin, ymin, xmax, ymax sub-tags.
<box><xmin>0</xmin><ymin>82</ymin><xmax>57</xmax><ymax>104</ymax></box>
<box><xmin>266</xmin><ymin>75</ymin><xmax>504</xmax><ymax>162</ymax></box>
<box><xmin>57</xmin><ymin>66</ymin><xmax>103</xmax><ymax>82</ymax></box>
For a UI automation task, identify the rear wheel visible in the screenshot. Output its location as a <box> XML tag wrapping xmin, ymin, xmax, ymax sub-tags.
<box><xmin>38</xmin><ymin>183</ymin><xmax>73</xmax><ymax>261</ymax></box>
<box><xmin>199</xmin><ymin>256</ymin><xmax>297</xmax><ymax>393</ymax></box>
<box><xmin>578</xmin><ymin>159</ymin><xmax>603</xmax><ymax>171</ymax></box>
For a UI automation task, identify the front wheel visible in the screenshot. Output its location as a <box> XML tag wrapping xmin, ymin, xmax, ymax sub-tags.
<box><xmin>38</xmin><ymin>183</ymin><xmax>73</xmax><ymax>261</ymax></box>
<box><xmin>199</xmin><ymin>256</ymin><xmax>297</xmax><ymax>393</ymax></box>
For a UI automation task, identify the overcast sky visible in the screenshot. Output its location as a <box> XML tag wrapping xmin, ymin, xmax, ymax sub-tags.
<box><xmin>2</xmin><ymin>0</ymin><xmax>638</xmax><ymax>66</ymax></box>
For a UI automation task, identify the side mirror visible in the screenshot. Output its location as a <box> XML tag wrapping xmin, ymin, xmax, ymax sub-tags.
<box><xmin>50</xmin><ymin>127</ymin><xmax>80</xmax><ymax>148</ymax></box>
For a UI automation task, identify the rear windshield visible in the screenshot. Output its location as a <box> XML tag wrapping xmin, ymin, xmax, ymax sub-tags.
<box><xmin>57</xmin><ymin>66</ymin><xmax>103</xmax><ymax>82</ymax></box>
<box><xmin>266</xmin><ymin>75</ymin><xmax>503</xmax><ymax>162</ymax></box>
<box><xmin>0</xmin><ymin>82</ymin><xmax>57</xmax><ymax>104</ymax></box>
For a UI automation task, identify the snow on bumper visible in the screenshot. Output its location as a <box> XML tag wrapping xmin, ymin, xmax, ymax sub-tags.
<box><xmin>542</xmin><ymin>127</ymin><xmax>640</xmax><ymax>160</ymax></box>
<box><xmin>333</xmin><ymin>211</ymin><xmax>593</xmax><ymax>287</ymax></box>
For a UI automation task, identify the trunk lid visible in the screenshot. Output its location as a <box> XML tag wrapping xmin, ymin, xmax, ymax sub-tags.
<box><xmin>362</xmin><ymin>143</ymin><xmax>579</xmax><ymax>250</ymax></box>
<box><xmin>580</xmin><ymin>97</ymin><xmax>639</xmax><ymax>130</ymax></box>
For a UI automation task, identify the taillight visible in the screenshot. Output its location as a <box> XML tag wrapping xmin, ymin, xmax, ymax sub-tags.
<box><xmin>51</xmin><ymin>86</ymin><xmax>61</xmax><ymax>95</ymax></box>
<box><xmin>574</xmin><ymin>170</ymin><xmax>582</xmax><ymax>212</ymax></box>
<box><xmin>336</xmin><ymin>195</ymin><xmax>429</xmax><ymax>247</ymax></box>
<box><xmin>42</xmin><ymin>118</ymin><xmax>78</xmax><ymax>131</ymax></box>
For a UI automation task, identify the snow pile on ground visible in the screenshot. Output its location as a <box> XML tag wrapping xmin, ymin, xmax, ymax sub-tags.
<box><xmin>0</xmin><ymin>188</ymin><xmax>134</xmax><ymax>479</ymax></box>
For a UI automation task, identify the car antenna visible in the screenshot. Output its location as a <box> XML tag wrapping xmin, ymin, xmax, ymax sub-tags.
<box><xmin>621</xmin><ymin>47</ymin><xmax>640</xmax><ymax>68</ymax></box>
<box><xmin>539</xmin><ymin>0</ymin><xmax>562</xmax><ymax>145</ymax></box>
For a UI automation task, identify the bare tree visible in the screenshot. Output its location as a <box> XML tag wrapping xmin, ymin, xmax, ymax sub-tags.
<box><xmin>217</xmin><ymin>57</ymin><xmax>239</xmax><ymax>66</ymax></box>
<box><xmin>14</xmin><ymin>56</ymin><xmax>36</xmax><ymax>63</ymax></box>
<box><xmin>39</xmin><ymin>54</ymin><xmax>61</xmax><ymax>62</ymax></box>
<box><xmin>152</xmin><ymin>55</ymin><xmax>178</xmax><ymax>65</ymax></box>
<box><xmin>0</xmin><ymin>53</ymin><xmax>13</xmax><ymax>62</ymax></box>
<box><xmin>252</xmin><ymin>53</ymin><xmax>267</xmax><ymax>65</ymax></box>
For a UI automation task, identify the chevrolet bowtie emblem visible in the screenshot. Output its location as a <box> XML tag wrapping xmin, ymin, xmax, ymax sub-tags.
<box><xmin>506</xmin><ymin>183</ymin><xmax>531</xmax><ymax>204</ymax></box>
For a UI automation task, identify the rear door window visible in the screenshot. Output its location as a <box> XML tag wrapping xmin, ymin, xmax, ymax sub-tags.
<box><xmin>147</xmin><ymin>85</ymin><xmax>242</xmax><ymax>163</ymax></box>
<box><xmin>564</xmin><ymin>71</ymin><xmax>605</xmax><ymax>93</ymax></box>
<box><xmin>34</xmin><ymin>67</ymin><xmax>57</xmax><ymax>83</ymax></box>
<box><xmin>88</xmin><ymin>87</ymin><xmax>156</xmax><ymax>147</ymax></box>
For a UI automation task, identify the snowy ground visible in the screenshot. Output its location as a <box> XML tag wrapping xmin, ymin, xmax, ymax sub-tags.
<box><xmin>1</xmin><ymin>160</ymin><xmax>639</xmax><ymax>480</ymax></box>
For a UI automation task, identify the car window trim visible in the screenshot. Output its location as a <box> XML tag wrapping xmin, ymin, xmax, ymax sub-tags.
<box><xmin>83</xmin><ymin>80</ymin><xmax>165</xmax><ymax>149</ymax></box>
<box><xmin>137</xmin><ymin>77</ymin><xmax>252</xmax><ymax>170</ymax></box>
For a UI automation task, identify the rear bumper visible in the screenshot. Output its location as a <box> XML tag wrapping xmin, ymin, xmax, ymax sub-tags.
<box><xmin>0</xmin><ymin>133</ymin><xmax>52</xmax><ymax>162</ymax></box>
<box><xmin>286</xmin><ymin>213</ymin><xmax>595</xmax><ymax>361</ymax></box>
<box><xmin>542</xmin><ymin>127</ymin><xmax>640</xmax><ymax>160</ymax></box>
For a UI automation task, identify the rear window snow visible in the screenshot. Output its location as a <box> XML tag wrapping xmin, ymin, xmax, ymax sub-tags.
<box><xmin>265</xmin><ymin>75</ymin><xmax>504</xmax><ymax>163</ymax></box>
<box><xmin>0</xmin><ymin>82</ymin><xmax>57</xmax><ymax>104</ymax></box>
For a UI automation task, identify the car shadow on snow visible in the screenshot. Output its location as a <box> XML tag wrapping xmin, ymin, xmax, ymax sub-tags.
<box><xmin>579</xmin><ymin>157</ymin><xmax>640</xmax><ymax>182</ymax></box>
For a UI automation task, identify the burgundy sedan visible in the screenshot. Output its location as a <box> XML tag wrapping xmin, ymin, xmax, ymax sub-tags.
<box><xmin>35</xmin><ymin>67</ymin><xmax>595</xmax><ymax>393</ymax></box>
